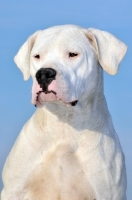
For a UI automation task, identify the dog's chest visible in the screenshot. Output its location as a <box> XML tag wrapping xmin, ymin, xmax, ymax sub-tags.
<box><xmin>25</xmin><ymin>121</ymin><xmax>96</xmax><ymax>200</ymax></box>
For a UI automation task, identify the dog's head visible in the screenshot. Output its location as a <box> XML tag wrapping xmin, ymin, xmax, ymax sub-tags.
<box><xmin>14</xmin><ymin>25</ymin><xmax>127</xmax><ymax>109</ymax></box>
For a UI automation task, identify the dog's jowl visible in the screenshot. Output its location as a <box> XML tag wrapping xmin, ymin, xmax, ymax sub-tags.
<box><xmin>1</xmin><ymin>25</ymin><xmax>127</xmax><ymax>200</ymax></box>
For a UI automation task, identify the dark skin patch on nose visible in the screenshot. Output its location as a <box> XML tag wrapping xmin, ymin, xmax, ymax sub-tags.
<box><xmin>36</xmin><ymin>68</ymin><xmax>56</xmax><ymax>92</ymax></box>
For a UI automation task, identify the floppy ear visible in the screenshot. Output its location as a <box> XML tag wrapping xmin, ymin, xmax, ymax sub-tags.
<box><xmin>14</xmin><ymin>31</ymin><xmax>40</xmax><ymax>80</ymax></box>
<box><xmin>86</xmin><ymin>28</ymin><xmax>127</xmax><ymax>75</ymax></box>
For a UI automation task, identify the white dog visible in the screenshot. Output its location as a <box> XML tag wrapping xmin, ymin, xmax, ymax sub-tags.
<box><xmin>1</xmin><ymin>25</ymin><xmax>127</xmax><ymax>200</ymax></box>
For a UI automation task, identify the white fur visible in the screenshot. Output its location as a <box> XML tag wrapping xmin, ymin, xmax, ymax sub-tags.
<box><xmin>1</xmin><ymin>25</ymin><xmax>127</xmax><ymax>200</ymax></box>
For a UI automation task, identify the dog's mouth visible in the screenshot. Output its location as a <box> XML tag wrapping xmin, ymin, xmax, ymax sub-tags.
<box><xmin>35</xmin><ymin>89</ymin><xmax>78</xmax><ymax>107</ymax></box>
<box><xmin>35</xmin><ymin>90</ymin><xmax>56</xmax><ymax>106</ymax></box>
<box><xmin>33</xmin><ymin>78</ymin><xmax>78</xmax><ymax>108</ymax></box>
<box><xmin>70</xmin><ymin>100</ymin><xmax>78</xmax><ymax>106</ymax></box>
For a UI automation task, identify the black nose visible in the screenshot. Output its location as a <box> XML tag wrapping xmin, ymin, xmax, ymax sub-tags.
<box><xmin>36</xmin><ymin>68</ymin><xmax>56</xmax><ymax>90</ymax></box>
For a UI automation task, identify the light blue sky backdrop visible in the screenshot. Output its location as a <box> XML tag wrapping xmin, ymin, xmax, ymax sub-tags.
<box><xmin>0</xmin><ymin>0</ymin><xmax>132</xmax><ymax>199</ymax></box>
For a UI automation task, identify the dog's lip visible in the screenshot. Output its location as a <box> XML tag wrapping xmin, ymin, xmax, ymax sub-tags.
<box><xmin>35</xmin><ymin>91</ymin><xmax>43</xmax><ymax>107</ymax></box>
<box><xmin>35</xmin><ymin>89</ymin><xmax>57</xmax><ymax>107</ymax></box>
<box><xmin>69</xmin><ymin>100</ymin><xmax>78</xmax><ymax>106</ymax></box>
<box><xmin>35</xmin><ymin>90</ymin><xmax>78</xmax><ymax>107</ymax></box>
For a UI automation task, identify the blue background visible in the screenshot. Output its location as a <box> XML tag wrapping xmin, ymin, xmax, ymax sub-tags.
<box><xmin>0</xmin><ymin>0</ymin><xmax>132</xmax><ymax>199</ymax></box>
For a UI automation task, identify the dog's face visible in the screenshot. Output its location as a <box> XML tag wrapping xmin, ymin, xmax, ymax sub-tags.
<box><xmin>14</xmin><ymin>25</ymin><xmax>127</xmax><ymax>109</ymax></box>
<box><xmin>30</xmin><ymin>26</ymin><xmax>99</xmax><ymax>107</ymax></box>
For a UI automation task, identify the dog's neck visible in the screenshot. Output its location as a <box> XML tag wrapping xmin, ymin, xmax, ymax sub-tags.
<box><xmin>41</xmin><ymin>87</ymin><xmax>111</xmax><ymax>133</ymax></box>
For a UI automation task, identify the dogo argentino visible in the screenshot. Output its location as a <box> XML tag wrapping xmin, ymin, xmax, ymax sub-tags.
<box><xmin>1</xmin><ymin>25</ymin><xmax>127</xmax><ymax>200</ymax></box>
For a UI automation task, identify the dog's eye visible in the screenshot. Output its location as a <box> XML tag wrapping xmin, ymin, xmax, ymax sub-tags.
<box><xmin>69</xmin><ymin>52</ymin><xmax>78</xmax><ymax>57</ymax></box>
<box><xmin>34</xmin><ymin>55</ymin><xmax>40</xmax><ymax>59</ymax></box>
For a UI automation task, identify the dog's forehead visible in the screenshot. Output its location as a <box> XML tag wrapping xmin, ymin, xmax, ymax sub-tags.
<box><xmin>34</xmin><ymin>25</ymin><xmax>88</xmax><ymax>50</ymax></box>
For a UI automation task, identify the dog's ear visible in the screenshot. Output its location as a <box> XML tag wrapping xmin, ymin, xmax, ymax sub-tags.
<box><xmin>86</xmin><ymin>28</ymin><xmax>127</xmax><ymax>75</ymax></box>
<box><xmin>14</xmin><ymin>31</ymin><xmax>40</xmax><ymax>80</ymax></box>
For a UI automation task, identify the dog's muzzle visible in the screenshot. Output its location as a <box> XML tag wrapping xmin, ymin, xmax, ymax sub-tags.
<box><xmin>35</xmin><ymin>68</ymin><xmax>78</xmax><ymax>107</ymax></box>
<box><xmin>36</xmin><ymin>68</ymin><xmax>56</xmax><ymax>91</ymax></box>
